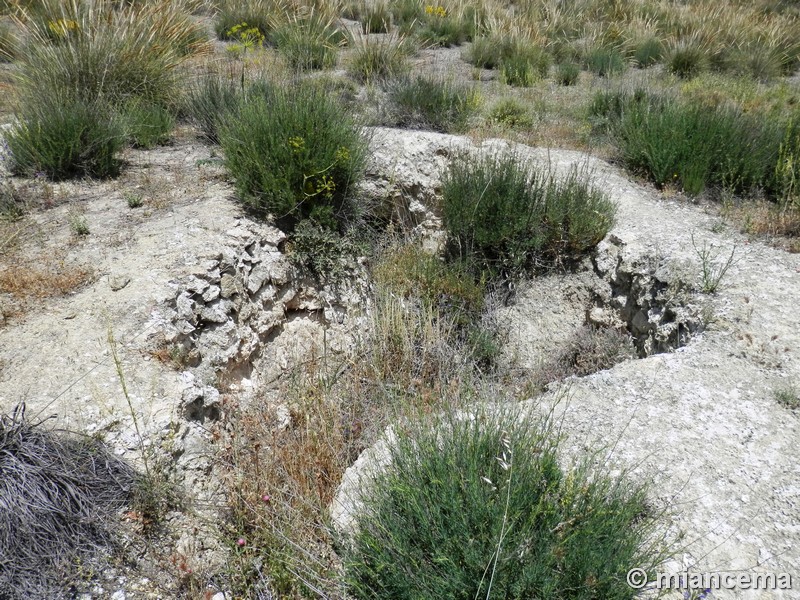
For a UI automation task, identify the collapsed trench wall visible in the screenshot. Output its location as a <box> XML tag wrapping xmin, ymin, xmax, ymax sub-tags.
<box><xmin>151</xmin><ymin>221</ymin><xmax>368</xmax><ymax>421</ymax></box>
<box><xmin>589</xmin><ymin>236</ymin><xmax>704</xmax><ymax>357</ymax></box>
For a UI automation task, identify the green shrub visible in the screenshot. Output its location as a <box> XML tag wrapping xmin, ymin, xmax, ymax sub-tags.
<box><xmin>120</xmin><ymin>100</ymin><xmax>174</xmax><ymax>149</ymax></box>
<box><xmin>348</xmin><ymin>34</ymin><xmax>410</xmax><ymax>83</ymax></box>
<box><xmin>487</xmin><ymin>97</ymin><xmax>534</xmax><ymax>128</ymax></box>
<box><xmin>441</xmin><ymin>152</ymin><xmax>615</xmax><ymax>275</ymax></box>
<box><xmin>587</xmin><ymin>87</ymin><xmax>650</xmax><ymax>133</ymax></box>
<box><xmin>214</xmin><ymin>0</ymin><xmax>272</xmax><ymax>41</ymax></box>
<box><xmin>6</xmin><ymin>98</ymin><xmax>123</xmax><ymax>180</ymax></box>
<box><xmin>667</xmin><ymin>42</ymin><xmax>708</xmax><ymax>79</ymax></box>
<box><xmin>499</xmin><ymin>44</ymin><xmax>551</xmax><ymax>86</ymax></box>
<box><xmin>343</xmin><ymin>405</ymin><xmax>666</xmax><ymax>600</ymax></box>
<box><xmin>585</xmin><ymin>46</ymin><xmax>626</xmax><ymax>76</ymax></box>
<box><xmin>273</xmin><ymin>14</ymin><xmax>342</xmax><ymax>71</ymax></box>
<box><xmin>219</xmin><ymin>82</ymin><xmax>368</xmax><ymax>232</ymax></box>
<box><xmin>612</xmin><ymin>94</ymin><xmax>788</xmax><ymax>197</ymax></box>
<box><xmin>384</xmin><ymin>76</ymin><xmax>480</xmax><ymax>133</ymax></box>
<box><xmin>183</xmin><ymin>74</ymin><xmax>242</xmax><ymax>143</ymax></box>
<box><xmin>555</xmin><ymin>61</ymin><xmax>580</xmax><ymax>85</ymax></box>
<box><xmin>634</xmin><ymin>37</ymin><xmax>663</xmax><ymax>68</ymax></box>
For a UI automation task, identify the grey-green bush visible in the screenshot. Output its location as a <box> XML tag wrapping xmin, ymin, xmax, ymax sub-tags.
<box><xmin>7</xmin><ymin>98</ymin><xmax>123</xmax><ymax>180</ymax></box>
<box><xmin>343</xmin><ymin>405</ymin><xmax>667</xmax><ymax>600</ymax></box>
<box><xmin>121</xmin><ymin>100</ymin><xmax>174</xmax><ymax>149</ymax></box>
<box><xmin>384</xmin><ymin>76</ymin><xmax>480</xmax><ymax>132</ymax></box>
<box><xmin>442</xmin><ymin>152</ymin><xmax>615</xmax><ymax>275</ymax></box>
<box><xmin>183</xmin><ymin>74</ymin><xmax>243</xmax><ymax>143</ymax></box>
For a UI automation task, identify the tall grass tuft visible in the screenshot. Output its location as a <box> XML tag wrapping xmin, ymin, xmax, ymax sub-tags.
<box><xmin>585</xmin><ymin>45</ymin><xmax>626</xmax><ymax>76</ymax></box>
<box><xmin>219</xmin><ymin>81</ymin><xmax>368</xmax><ymax>232</ymax></box>
<box><xmin>6</xmin><ymin>0</ymin><xmax>206</xmax><ymax>177</ymax></box>
<box><xmin>183</xmin><ymin>73</ymin><xmax>243</xmax><ymax>143</ymax></box>
<box><xmin>273</xmin><ymin>11</ymin><xmax>344</xmax><ymax>71</ymax></box>
<box><xmin>667</xmin><ymin>41</ymin><xmax>708</xmax><ymax>78</ymax></box>
<box><xmin>634</xmin><ymin>37</ymin><xmax>663</xmax><ymax>68</ymax></box>
<box><xmin>0</xmin><ymin>21</ymin><xmax>16</xmax><ymax>62</ymax></box>
<box><xmin>383</xmin><ymin>75</ymin><xmax>480</xmax><ymax>133</ymax></box>
<box><xmin>347</xmin><ymin>33</ymin><xmax>411</xmax><ymax>83</ymax></box>
<box><xmin>13</xmin><ymin>0</ymin><xmax>208</xmax><ymax>108</ymax></box>
<box><xmin>441</xmin><ymin>152</ymin><xmax>615</xmax><ymax>276</ymax></box>
<box><xmin>343</xmin><ymin>404</ymin><xmax>668</xmax><ymax>600</ymax></box>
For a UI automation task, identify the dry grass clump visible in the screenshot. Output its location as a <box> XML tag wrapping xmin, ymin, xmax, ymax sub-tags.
<box><xmin>722</xmin><ymin>200</ymin><xmax>800</xmax><ymax>251</ymax></box>
<box><xmin>0</xmin><ymin>404</ymin><xmax>136</xmax><ymax>600</ymax></box>
<box><xmin>0</xmin><ymin>261</ymin><xmax>93</xmax><ymax>299</ymax></box>
<box><xmin>531</xmin><ymin>325</ymin><xmax>636</xmax><ymax>392</ymax></box>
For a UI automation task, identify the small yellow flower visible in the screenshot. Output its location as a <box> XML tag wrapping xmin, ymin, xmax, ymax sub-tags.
<box><xmin>48</xmin><ymin>18</ymin><xmax>79</xmax><ymax>38</ymax></box>
<box><xmin>424</xmin><ymin>4</ymin><xmax>447</xmax><ymax>17</ymax></box>
<box><xmin>288</xmin><ymin>136</ymin><xmax>305</xmax><ymax>152</ymax></box>
<box><xmin>334</xmin><ymin>146</ymin><xmax>350</xmax><ymax>163</ymax></box>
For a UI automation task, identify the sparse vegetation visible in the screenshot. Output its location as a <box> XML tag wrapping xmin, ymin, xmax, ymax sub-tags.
<box><xmin>774</xmin><ymin>384</ymin><xmax>800</xmax><ymax>409</ymax></box>
<box><xmin>555</xmin><ymin>62</ymin><xmax>580</xmax><ymax>86</ymax></box>
<box><xmin>532</xmin><ymin>325</ymin><xmax>636</xmax><ymax>391</ymax></box>
<box><xmin>693</xmin><ymin>235</ymin><xmax>737</xmax><ymax>294</ymax></box>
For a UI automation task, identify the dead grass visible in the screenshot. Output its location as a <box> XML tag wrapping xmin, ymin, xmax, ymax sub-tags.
<box><xmin>0</xmin><ymin>261</ymin><xmax>93</xmax><ymax>299</ymax></box>
<box><xmin>216</xmin><ymin>242</ymin><xmax>485</xmax><ymax>597</ymax></box>
<box><xmin>722</xmin><ymin>200</ymin><xmax>800</xmax><ymax>252</ymax></box>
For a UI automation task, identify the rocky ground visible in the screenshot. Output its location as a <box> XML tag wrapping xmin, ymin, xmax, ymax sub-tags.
<box><xmin>2</xmin><ymin>126</ymin><xmax>799</xmax><ymax>598</ymax></box>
